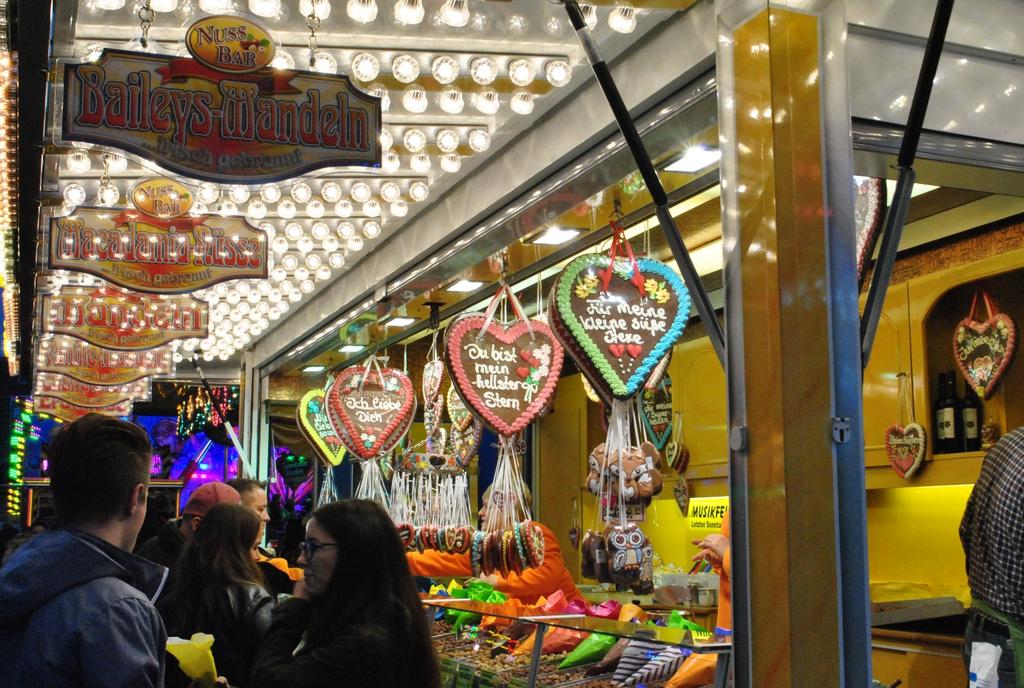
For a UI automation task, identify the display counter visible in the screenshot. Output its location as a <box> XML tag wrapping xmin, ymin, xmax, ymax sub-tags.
<box><xmin>425</xmin><ymin>598</ymin><xmax>731</xmax><ymax>688</ymax></box>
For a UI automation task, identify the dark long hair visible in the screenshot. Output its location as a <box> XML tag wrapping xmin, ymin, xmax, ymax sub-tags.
<box><xmin>305</xmin><ymin>500</ymin><xmax>440</xmax><ymax>688</ymax></box>
<box><xmin>173</xmin><ymin>503</ymin><xmax>264</xmax><ymax>631</ymax></box>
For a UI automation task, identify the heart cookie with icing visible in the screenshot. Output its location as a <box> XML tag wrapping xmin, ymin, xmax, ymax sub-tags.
<box><xmin>444</xmin><ymin>313</ymin><xmax>564</xmax><ymax>437</ymax></box>
<box><xmin>884</xmin><ymin>423</ymin><xmax>926</xmax><ymax>479</ymax></box>
<box><xmin>446</xmin><ymin>383</ymin><xmax>474</xmax><ymax>432</ymax></box>
<box><xmin>954</xmin><ymin>313</ymin><xmax>1017</xmax><ymax>400</ymax></box>
<box><xmin>296</xmin><ymin>388</ymin><xmax>347</xmax><ymax>466</ymax></box>
<box><xmin>640</xmin><ymin>373</ymin><xmax>673</xmax><ymax>451</ymax></box>
<box><xmin>550</xmin><ymin>254</ymin><xmax>690</xmax><ymax>399</ymax></box>
<box><xmin>326</xmin><ymin>367</ymin><xmax>416</xmax><ymax>460</ymax></box>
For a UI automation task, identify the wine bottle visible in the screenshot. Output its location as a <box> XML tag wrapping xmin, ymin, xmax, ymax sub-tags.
<box><xmin>933</xmin><ymin>372</ymin><xmax>949</xmax><ymax>455</ymax></box>
<box><xmin>960</xmin><ymin>383</ymin><xmax>983</xmax><ymax>452</ymax></box>
<box><xmin>947</xmin><ymin>370</ymin><xmax>962</xmax><ymax>453</ymax></box>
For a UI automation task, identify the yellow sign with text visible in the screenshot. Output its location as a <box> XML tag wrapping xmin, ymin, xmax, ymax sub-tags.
<box><xmin>687</xmin><ymin>496</ymin><xmax>729</xmax><ymax>531</ymax></box>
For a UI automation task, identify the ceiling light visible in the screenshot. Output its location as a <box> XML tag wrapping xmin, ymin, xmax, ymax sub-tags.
<box><xmin>150</xmin><ymin>0</ymin><xmax>179</xmax><ymax>11</ymax></box>
<box><xmin>438</xmin><ymin>87</ymin><xmax>464</xmax><ymax>114</ymax></box>
<box><xmin>431</xmin><ymin>56</ymin><xmax>459</xmax><ymax>84</ymax></box>
<box><xmin>544</xmin><ymin>16</ymin><xmax>563</xmax><ymax>36</ymax></box>
<box><xmin>63</xmin><ymin>183</ymin><xmax>87</xmax><ymax>207</ymax></box>
<box><xmin>316</xmin><ymin>265</ymin><xmax>332</xmax><ymax>281</ymax></box>
<box><xmin>66</xmin><ymin>151</ymin><xmax>91</xmax><ymax>173</ymax></box>
<box><xmin>435</xmin><ymin>129</ymin><xmax>460</xmax><ymax>153</ymax></box>
<box><xmin>291</xmin><ymin>182</ymin><xmax>312</xmax><ymax>203</ymax></box>
<box><xmin>509</xmin><ymin>91</ymin><xmax>535</xmax><ymax>115</ymax></box>
<box><xmin>350</xmin><ymin>181</ymin><xmax>372</xmax><ymax>203</ymax></box>
<box><xmin>440</xmin><ymin>0</ymin><xmax>469</xmax><ymax>28</ymax></box>
<box><xmin>447</xmin><ymin>279</ymin><xmax>483</xmax><ymax>292</ymax></box>
<box><xmin>300</xmin><ymin>279</ymin><xmax>315</xmax><ymax>293</ymax></box>
<box><xmin>402</xmin><ymin>128</ymin><xmax>427</xmax><ymax>152</ymax></box>
<box><xmin>379</xmin><ymin>129</ymin><xmax>393</xmax><ymax>150</ymax></box>
<box><xmin>312</xmin><ymin>51</ymin><xmax>338</xmax><ymax>73</ymax></box>
<box><xmin>337</xmin><ymin>222</ymin><xmax>355</xmax><ymax>238</ymax></box>
<box><xmin>350</xmin><ymin>53</ymin><xmax>380</xmax><ymax>82</ymax></box>
<box><xmin>281</xmin><ymin>254</ymin><xmax>299</xmax><ymax>270</ymax></box>
<box><xmin>363</xmin><ymin>200</ymin><xmax>382</xmax><ymax>217</ymax></box>
<box><xmin>277</xmin><ymin>200</ymin><xmax>297</xmax><ymax>219</ymax></box>
<box><xmin>300</xmin><ymin>0</ymin><xmax>332</xmax><ymax>18</ymax></box>
<box><xmin>95</xmin><ymin>0</ymin><xmax>126</xmax><ymax>9</ymax></box>
<box><xmin>664</xmin><ymin>145</ymin><xmax>722</xmax><ymax>173</ymax></box>
<box><xmin>247</xmin><ymin>200</ymin><xmax>268</xmax><ymax>219</ymax></box>
<box><xmin>380</xmin><ymin>181</ymin><xmax>401</xmax><ymax>202</ymax></box>
<box><xmin>473</xmin><ymin>89</ymin><xmax>500</xmax><ymax>115</ymax></box>
<box><xmin>311</xmin><ymin>221</ymin><xmax>331</xmax><ymax>241</ymax></box>
<box><xmin>609</xmin><ymin>5</ymin><xmax>637</xmax><ymax>34</ymax></box>
<box><xmin>410</xmin><ymin>154</ymin><xmax>431</xmax><ymax>173</ymax></box>
<box><xmin>545</xmin><ymin>60</ymin><xmax>572</xmax><ymax>88</ymax></box>
<box><xmin>96</xmin><ymin>183</ymin><xmax>120</xmax><ymax>207</ymax></box>
<box><xmin>335</xmin><ymin>200</ymin><xmax>354</xmax><ymax>217</ymax></box>
<box><xmin>347</xmin><ymin>0</ymin><xmax>377</xmax><ymax>22</ymax></box>
<box><xmin>385</xmin><ymin>316</ymin><xmax>416</xmax><ymax>327</ymax></box>
<box><xmin>368</xmin><ymin>83</ymin><xmax>390</xmax><ymax>112</ymax></box>
<box><xmin>530</xmin><ymin>226</ymin><xmax>581</xmax><ymax>245</ymax></box>
<box><xmin>229</xmin><ymin>185</ymin><xmax>251</xmax><ymax>204</ymax></box>
<box><xmin>260</xmin><ymin>184</ymin><xmax>282</xmax><ymax>204</ymax></box>
<box><xmin>394</xmin><ymin>0</ymin><xmax>424</xmax><ymax>24</ymax></box>
<box><xmin>328</xmin><ymin>252</ymin><xmax>346</xmax><ymax>269</ymax></box>
<box><xmin>198</xmin><ymin>183</ymin><xmax>220</xmax><ymax>205</ymax></box>
<box><xmin>363</xmin><ymin>221</ymin><xmax>382</xmax><ymax>238</ymax></box>
<box><xmin>322</xmin><ymin>235</ymin><xmax>340</xmax><ymax>252</ymax></box>
<box><xmin>409</xmin><ymin>181</ymin><xmax>429</xmax><ymax>202</ymax></box>
<box><xmin>320</xmin><ymin>181</ymin><xmax>343</xmax><ymax>203</ymax></box>
<box><xmin>285</xmin><ymin>222</ymin><xmax>303</xmax><ymax>241</ymax></box>
<box><xmin>508</xmin><ymin>59</ymin><xmax>536</xmax><ymax>87</ymax></box>
<box><xmin>470</xmin><ymin>57</ymin><xmax>497</xmax><ymax>85</ymax></box>
<box><xmin>249</xmin><ymin>0</ymin><xmax>282</xmax><ymax>17</ymax></box>
<box><xmin>271</xmin><ymin>50</ymin><xmax>295</xmax><ymax>70</ymax></box>
<box><xmin>402</xmin><ymin>85</ymin><xmax>428</xmax><ymax>113</ymax></box>
<box><xmin>581</xmin><ymin>4</ymin><xmax>598</xmax><ymax>30</ymax></box>
<box><xmin>302</xmin><ymin>365</ymin><xmax>327</xmax><ymax>373</ymax></box>
<box><xmin>297</xmin><ymin>236</ymin><xmax>315</xmax><ymax>253</ymax></box>
<box><xmin>306</xmin><ymin>199</ymin><xmax>326</xmax><ymax>218</ymax></box>
<box><xmin>440</xmin><ymin>153</ymin><xmax>461</xmax><ymax>173</ymax></box>
<box><xmin>382</xmin><ymin>150</ymin><xmax>401</xmax><ymax>173</ymax></box>
<box><xmin>390</xmin><ymin>200</ymin><xmax>409</xmax><ymax>217</ymax></box>
<box><xmin>392</xmin><ymin>54</ymin><xmax>420</xmax><ymax>83</ymax></box>
<box><xmin>347</xmin><ymin>235</ymin><xmax>365</xmax><ymax>251</ymax></box>
<box><xmin>305</xmin><ymin>253</ymin><xmax>323</xmax><ymax>269</ymax></box>
<box><xmin>507</xmin><ymin>14</ymin><xmax>528</xmax><ymax>33</ymax></box>
<box><xmin>339</xmin><ymin>344</ymin><xmax>364</xmax><ymax>353</ymax></box>
<box><xmin>468</xmin><ymin>129</ymin><xmax>491</xmax><ymax>152</ymax></box>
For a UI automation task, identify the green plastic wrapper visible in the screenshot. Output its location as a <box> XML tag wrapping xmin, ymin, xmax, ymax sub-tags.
<box><xmin>444</xmin><ymin>580</ymin><xmax>507</xmax><ymax>633</ymax></box>
<box><xmin>558</xmin><ymin>632</ymin><xmax>618</xmax><ymax>669</ymax></box>
<box><xmin>666</xmin><ymin>610</ymin><xmax>712</xmax><ymax>641</ymax></box>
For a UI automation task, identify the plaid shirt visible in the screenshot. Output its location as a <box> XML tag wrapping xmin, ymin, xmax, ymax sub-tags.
<box><xmin>960</xmin><ymin>427</ymin><xmax>1024</xmax><ymax>620</ymax></box>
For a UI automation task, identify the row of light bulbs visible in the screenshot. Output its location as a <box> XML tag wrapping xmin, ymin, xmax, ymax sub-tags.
<box><xmin>90</xmin><ymin>0</ymin><xmax>638</xmax><ymax>35</ymax></box>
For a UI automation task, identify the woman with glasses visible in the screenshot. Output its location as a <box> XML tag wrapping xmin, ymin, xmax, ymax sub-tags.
<box><xmin>251</xmin><ymin>499</ymin><xmax>441</xmax><ymax>688</ymax></box>
<box><xmin>163</xmin><ymin>503</ymin><xmax>276</xmax><ymax>688</ymax></box>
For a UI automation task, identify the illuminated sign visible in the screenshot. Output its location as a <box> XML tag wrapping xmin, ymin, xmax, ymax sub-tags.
<box><xmin>38</xmin><ymin>335</ymin><xmax>173</xmax><ymax>386</ymax></box>
<box><xmin>48</xmin><ymin>207</ymin><xmax>267</xmax><ymax>294</ymax></box>
<box><xmin>42</xmin><ymin>286</ymin><xmax>208</xmax><ymax>350</ymax></box>
<box><xmin>34</xmin><ymin>395</ymin><xmax>133</xmax><ymax>422</ymax></box>
<box><xmin>186</xmin><ymin>15</ymin><xmax>276</xmax><ymax>74</ymax></box>
<box><xmin>130</xmin><ymin>177</ymin><xmax>194</xmax><ymax>219</ymax></box>
<box><xmin>34</xmin><ymin>373</ymin><xmax>150</xmax><ymax>408</ymax></box>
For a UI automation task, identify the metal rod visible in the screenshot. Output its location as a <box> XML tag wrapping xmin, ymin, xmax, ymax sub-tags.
<box><xmin>861</xmin><ymin>0</ymin><xmax>954</xmax><ymax>367</ymax></box>
<box><xmin>563</xmin><ymin>1</ymin><xmax>726</xmax><ymax>367</ymax></box>
<box><xmin>189</xmin><ymin>356</ymin><xmax>248</xmax><ymax>463</ymax></box>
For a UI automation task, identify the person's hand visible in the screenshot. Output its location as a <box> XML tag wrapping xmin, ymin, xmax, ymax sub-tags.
<box><xmin>692</xmin><ymin>533</ymin><xmax>729</xmax><ymax>567</ymax></box>
<box><xmin>473</xmin><ymin>572</ymin><xmax>501</xmax><ymax>587</ymax></box>
<box><xmin>292</xmin><ymin>578</ymin><xmax>311</xmax><ymax>601</ymax></box>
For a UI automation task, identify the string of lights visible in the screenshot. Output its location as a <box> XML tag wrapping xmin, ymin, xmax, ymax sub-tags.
<box><xmin>175</xmin><ymin>383</ymin><xmax>240</xmax><ymax>439</ymax></box>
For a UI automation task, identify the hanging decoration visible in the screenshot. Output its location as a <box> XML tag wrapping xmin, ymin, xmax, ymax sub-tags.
<box><xmin>665</xmin><ymin>411</ymin><xmax>687</xmax><ymax>475</ymax></box>
<box><xmin>176</xmin><ymin>383</ymin><xmax>239</xmax><ymax>439</ymax></box>
<box><xmin>953</xmin><ymin>290</ymin><xmax>1017</xmax><ymax>400</ymax></box>
<box><xmin>884</xmin><ymin>372</ymin><xmax>926</xmax><ymax>479</ymax></box>
<box><xmin>445</xmin><ymin>383</ymin><xmax>482</xmax><ymax>468</ymax></box>
<box><xmin>296</xmin><ymin>387</ymin><xmax>346</xmax><ymax>467</ymax></box>
<box><xmin>854</xmin><ymin>176</ymin><xmax>886</xmax><ymax>286</ymax></box>
<box><xmin>639</xmin><ymin>373</ymin><xmax>673</xmax><ymax>451</ymax></box>
<box><xmin>673</xmin><ymin>479</ymin><xmax>690</xmax><ymax>517</ymax></box>
<box><xmin>422</xmin><ymin>332</ymin><xmax>447</xmax><ymax>453</ymax></box>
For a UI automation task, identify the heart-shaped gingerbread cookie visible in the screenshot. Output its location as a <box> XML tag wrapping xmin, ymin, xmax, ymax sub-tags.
<box><xmin>444</xmin><ymin>313</ymin><xmax>564</xmax><ymax>436</ymax></box>
<box><xmin>954</xmin><ymin>313</ymin><xmax>1017</xmax><ymax>400</ymax></box>
<box><xmin>326</xmin><ymin>367</ymin><xmax>416</xmax><ymax>460</ymax></box>
<box><xmin>885</xmin><ymin>423</ymin><xmax>927</xmax><ymax>479</ymax></box>
<box><xmin>640</xmin><ymin>373</ymin><xmax>673</xmax><ymax>451</ymax></box>
<box><xmin>296</xmin><ymin>388</ymin><xmax>347</xmax><ymax>467</ymax></box>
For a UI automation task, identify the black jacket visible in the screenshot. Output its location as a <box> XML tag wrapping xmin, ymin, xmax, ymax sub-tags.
<box><xmin>136</xmin><ymin>518</ymin><xmax>186</xmax><ymax>570</ymax></box>
<box><xmin>165</xmin><ymin>583</ymin><xmax>275</xmax><ymax>688</ymax></box>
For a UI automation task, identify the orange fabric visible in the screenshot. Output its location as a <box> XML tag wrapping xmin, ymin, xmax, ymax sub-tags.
<box><xmin>664</xmin><ymin>653</ymin><xmax>717</xmax><ymax>688</ymax></box>
<box><xmin>259</xmin><ymin>553</ymin><xmax>304</xmax><ymax>581</ymax></box>
<box><xmin>406</xmin><ymin>523</ymin><xmax>581</xmax><ymax>603</ymax></box>
<box><xmin>715</xmin><ymin>512</ymin><xmax>732</xmax><ymax>631</ymax></box>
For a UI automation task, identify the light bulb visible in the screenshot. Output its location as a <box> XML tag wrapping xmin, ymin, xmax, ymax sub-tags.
<box><xmin>66</xmin><ymin>151</ymin><xmax>91</xmax><ymax>173</ymax></box>
<box><xmin>473</xmin><ymin>89</ymin><xmax>500</xmax><ymax>115</ymax></box>
<box><xmin>249</xmin><ymin>0</ymin><xmax>281</xmax><ymax>17</ymax></box>
<box><xmin>402</xmin><ymin>128</ymin><xmax>427</xmax><ymax>153</ymax></box>
<box><xmin>300</xmin><ymin>279</ymin><xmax>315</xmax><ymax>294</ymax></box>
<box><xmin>97</xmin><ymin>183</ymin><xmax>120</xmax><ymax>207</ymax></box>
<box><xmin>306</xmin><ymin>199</ymin><xmax>326</xmax><ymax>218</ymax></box>
<box><xmin>545</xmin><ymin>60</ymin><xmax>572</xmax><ymax>88</ymax></box>
<box><xmin>440</xmin><ymin>0</ymin><xmax>469</xmax><ymax>27</ymax></box>
<box><xmin>350</xmin><ymin>182</ymin><xmax>372</xmax><ymax>203</ymax></box>
<box><xmin>297</xmin><ymin>236</ymin><xmax>315</xmax><ymax>253</ymax></box>
<box><xmin>281</xmin><ymin>254</ymin><xmax>299</xmax><ymax>270</ymax></box>
<box><xmin>380</xmin><ymin>129</ymin><xmax>393</xmax><ymax>150</ymax></box>
<box><xmin>367</xmin><ymin>83</ymin><xmax>390</xmax><ymax>112</ymax></box>
<box><xmin>382</xmin><ymin>150</ymin><xmax>401</xmax><ymax>173</ymax></box>
<box><xmin>401</xmin><ymin>85</ymin><xmax>428</xmax><ymax>113</ymax></box>
<box><xmin>63</xmin><ymin>183</ymin><xmax>87</xmax><ymax>206</ymax></box>
<box><xmin>380</xmin><ymin>181</ymin><xmax>401</xmax><ymax>202</ymax></box>
<box><xmin>285</xmin><ymin>222</ymin><xmax>303</xmax><ymax>241</ymax></box>
<box><xmin>431</xmin><ymin>55</ymin><xmax>459</xmax><ymax>84</ymax></box>
<box><xmin>271</xmin><ymin>50</ymin><xmax>295</xmax><ymax>70</ymax></box>
<box><xmin>508</xmin><ymin>59</ymin><xmax>536</xmax><ymax>87</ymax></box>
<box><xmin>507</xmin><ymin>14</ymin><xmax>528</xmax><ymax>33</ymax></box>
<box><xmin>390</xmin><ymin>200</ymin><xmax>408</xmax><ymax>217</ymax></box>
<box><xmin>350</xmin><ymin>52</ymin><xmax>380</xmax><ymax>82</ymax></box>
<box><xmin>470</xmin><ymin>56</ymin><xmax>497</xmax><ymax>85</ymax></box>
<box><xmin>510</xmin><ymin>91</ymin><xmax>535</xmax><ymax>115</ymax></box>
<box><xmin>103</xmin><ymin>153</ymin><xmax>128</xmax><ymax>173</ymax></box>
<box><xmin>270</xmin><ymin>266</ymin><xmax>287</xmax><ymax>282</ymax></box>
<box><xmin>581</xmin><ymin>4</ymin><xmax>598</xmax><ymax>30</ymax></box>
<box><xmin>294</xmin><ymin>266</ymin><xmax>309</xmax><ymax>282</ymax></box>
<box><xmin>300</xmin><ymin>0</ymin><xmax>331</xmax><ymax>19</ymax></box>
<box><xmin>305</xmin><ymin>254</ymin><xmax>323</xmax><ymax>270</ymax></box>
<box><xmin>440</xmin><ymin>153</ymin><xmax>461</xmax><ymax>173</ymax></box>
<box><xmin>347</xmin><ymin>0</ymin><xmax>377</xmax><ymax>23</ymax></box>
<box><xmin>328</xmin><ymin>252</ymin><xmax>346</xmax><ymax>269</ymax></box>
<box><xmin>347</xmin><ymin>235</ymin><xmax>365</xmax><ymax>251</ymax></box>
<box><xmin>435</xmin><ymin>128</ymin><xmax>460</xmax><ymax>153</ymax></box>
<box><xmin>198</xmin><ymin>183</ymin><xmax>220</xmax><ymax>205</ymax></box>
<box><xmin>94</xmin><ymin>0</ymin><xmax>126</xmax><ymax>9</ymax></box>
<box><xmin>228</xmin><ymin>185</ymin><xmax>250</xmax><ymax>204</ymax></box>
<box><xmin>335</xmin><ymin>200</ymin><xmax>354</xmax><ymax>217</ymax></box>
<box><xmin>391</xmin><ymin>54</ymin><xmax>420</xmax><ymax>84</ymax></box>
<box><xmin>312</xmin><ymin>51</ymin><xmax>337</xmax><ymax>73</ymax></box>
<box><xmin>320</xmin><ymin>181</ymin><xmax>342</xmax><ymax>203</ymax></box>
<box><xmin>260</xmin><ymin>184</ymin><xmax>282</xmax><ymax>204</ymax></box>
<box><xmin>247</xmin><ymin>199</ymin><xmax>267</xmax><ymax>219</ymax></box>
<box><xmin>393</xmin><ymin>0</ymin><xmax>424</xmax><ymax>25</ymax></box>
<box><xmin>322</xmin><ymin>235</ymin><xmax>339</xmax><ymax>252</ymax></box>
<box><xmin>316</xmin><ymin>266</ymin><xmax>332</xmax><ymax>281</ymax></box>
<box><xmin>219</xmin><ymin>200</ymin><xmax>238</xmax><ymax>216</ymax></box>
<box><xmin>363</xmin><ymin>200</ymin><xmax>381</xmax><ymax>217</ymax></box>
<box><xmin>290</xmin><ymin>182</ymin><xmax>312</xmax><ymax>204</ymax></box>
<box><xmin>468</xmin><ymin>128</ymin><xmax>491</xmax><ymax>152</ymax></box>
<box><xmin>198</xmin><ymin>0</ymin><xmax>232</xmax><ymax>10</ymax></box>
<box><xmin>337</xmin><ymin>221</ymin><xmax>355</xmax><ymax>238</ymax></box>
<box><xmin>260</xmin><ymin>222</ymin><xmax>276</xmax><ymax>240</ymax></box>
<box><xmin>608</xmin><ymin>6</ymin><xmax>637</xmax><ymax>34</ymax></box>
<box><xmin>151</xmin><ymin>0</ymin><xmax>178</xmax><ymax>11</ymax></box>
<box><xmin>289</xmin><ymin>290</ymin><xmax>302</xmax><ymax>303</ymax></box>
<box><xmin>311</xmin><ymin>221</ymin><xmax>330</xmax><ymax>240</ymax></box>
<box><xmin>277</xmin><ymin>200</ymin><xmax>297</xmax><ymax>219</ymax></box>
<box><xmin>409</xmin><ymin>181</ymin><xmax>429</xmax><ymax>202</ymax></box>
<box><xmin>544</xmin><ymin>16</ymin><xmax>563</xmax><ymax>36</ymax></box>
<box><xmin>438</xmin><ymin>87</ymin><xmax>464</xmax><ymax>114</ymax></box>
<box><xmin>83</xmin><ymin>44</ymin><xmax>104</xmax><ymax>62</ymax></box>
<box><xmin>271</xmin><ymin>236</ymin><xmax>289</xmax><ymax>254</ymax></box>
<box><xmin>410</xmin><ymin>154</ymin><xmax>431</xmax><ymax>173</ymax></box>
<box><xmin>279</xmin><ymin>280</ymin><xmax>294</xmax><ymax>293</ymax></box>
<box><xmin>363</xmin><ymin>221</ymin><xmax>381</xmax><ymax>239</ymax></box>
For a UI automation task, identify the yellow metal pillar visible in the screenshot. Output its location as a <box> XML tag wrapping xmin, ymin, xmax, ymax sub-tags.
<box><xmin>717</xmin><ymin>1</ymin><xmax>871</xmax><ymax>686</ymax></box>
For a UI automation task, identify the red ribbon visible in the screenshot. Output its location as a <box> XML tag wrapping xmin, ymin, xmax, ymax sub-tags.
<box><xmin>599</xmin><ymin>219</ymin><xmax>646</xmax><ymax>295</ymax></box>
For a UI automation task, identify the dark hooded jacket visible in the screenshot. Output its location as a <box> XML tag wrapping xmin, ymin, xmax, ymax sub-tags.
<box><xmin>136</xmin><ymin>517</ymin><xmax>187</xmax><ymax>570</ymax></box>
<box><xmin>0</xmin><ymin>529</ymin><xmax>169</xmax><ymax>688</ymax></box>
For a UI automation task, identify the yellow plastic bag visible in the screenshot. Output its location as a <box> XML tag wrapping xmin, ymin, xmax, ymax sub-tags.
<box><xmin>167</xmin><ymin>633</ymin><xmax>218</xmax><ymax>688</ymax></box>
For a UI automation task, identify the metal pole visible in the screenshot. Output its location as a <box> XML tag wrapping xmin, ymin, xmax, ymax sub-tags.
<box><xmin>189</xmin><ymin>356</ymin><xmax>248</xmax><ymax>463</ymax></box>
<box><xmin>861</xmin><ymin>0</ymin><xmax>955</xmax><ymax>367</ymax></box>
<box><xmin>563</xmin><ymin>1</ymin><xmax>726</xmax><ymax>368</ymax></box>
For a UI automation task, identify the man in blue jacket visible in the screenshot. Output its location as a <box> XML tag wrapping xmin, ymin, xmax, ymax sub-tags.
<box><xmin>0</xmin><ymin>413</ymin><xmax>169</xmax><ymax>687</ymax></box>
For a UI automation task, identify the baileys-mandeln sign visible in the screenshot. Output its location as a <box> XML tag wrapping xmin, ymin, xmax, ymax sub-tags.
<box><xmin>61</xmin><ymin>16</ymin><xmax>381</xmax><ymax>183</ymax></box>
